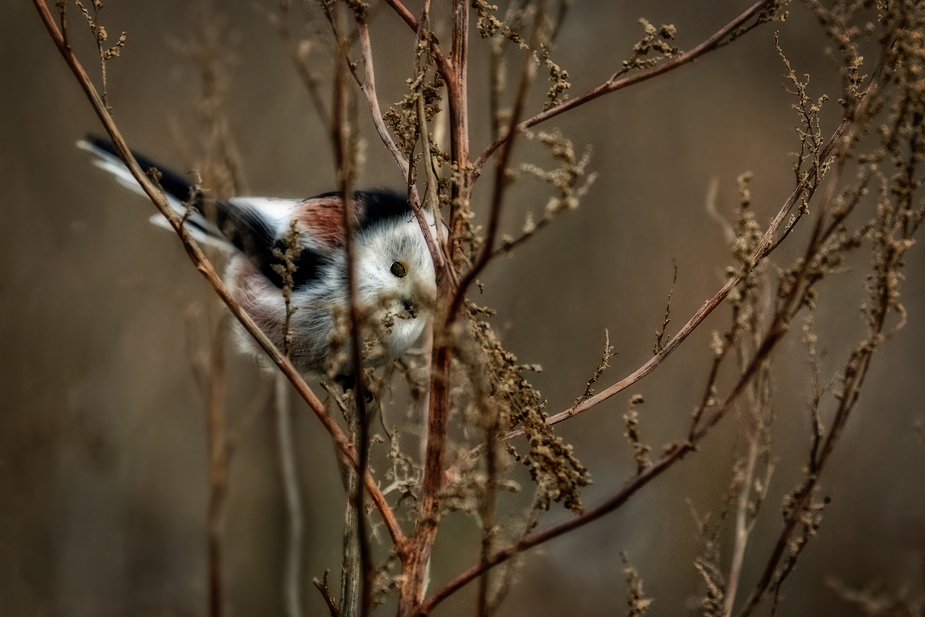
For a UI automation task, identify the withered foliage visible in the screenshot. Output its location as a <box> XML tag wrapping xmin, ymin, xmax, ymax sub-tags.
<box><xmin>33</xmin><ymin>0</ymin><xmax>925</xmax><ymax>616</ymax></box>
<box><xmin>456</xmin><ymin>302</ymin><xmax>590</xmax><ymax>514</ymax></box>
<box><xmin>615</xmin><ymin>19</ymin><xmax>680</xmax><ymax>78</ymax></box>
<box><xmin>622</xmin><ymin>552</ymin><xmax>654</xmax><ymax>617</ymax></box>
<box><xmin>383</xmin><ymin>68</ymin><xmax>445</xmax><ymax>158</ymax></box>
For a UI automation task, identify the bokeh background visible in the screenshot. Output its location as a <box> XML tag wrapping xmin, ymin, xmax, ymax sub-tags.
<box><xmin>2</xmin><ymin>1</ymin><xmax>924</xmax><ymax>616</ymax></box>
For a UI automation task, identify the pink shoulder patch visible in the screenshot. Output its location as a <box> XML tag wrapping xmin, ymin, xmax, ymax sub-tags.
<box><xmin>293</xmin><ymin>196</ymin><xmax>359</xmax><ymax>249</ymax></box>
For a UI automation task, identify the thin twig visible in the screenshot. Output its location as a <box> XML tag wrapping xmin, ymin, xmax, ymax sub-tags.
<box><xmin>275</xmin><ymin>375</ymin><xmax>304</xmax><ymax>617</ymax></box>
<box><xmin>206</xmin><ymin>311</ymin><xmax>227</xmax><ymax>617</ymax></box>
<box><xmin>31</xmin><ymin>0</ymin><xmax>406</xmax><ymax>549</ymax></box>
<box><xmin>476</xmin><ymin>408</ymin><xmax>502</xmax><ymax>617</ymax></box>
<box><xmin>355</xmin><ymin>23</ymin><xmax>443</xmax><ymax>270</ymax></box>
<box><xmin>447</xmin><ymin>109</ymin><xmax>857</xmax><ymax>479</ymax></box>
<box><xmin>426</xmin><ymin>81</ymin><xmax>879</xmax><ymax>609</ymax></box>
<box><xmin>328</xmin><ymin>7</ymin><xmax>373</xmax><ymax>614</ymax></box>
<box><xmin>276</xmin><ymin>0</ymin><xmax>330</xmax><ymax>128</ymax></box>
<box><xmin>313</xmin><ymin>571</ymin><xmax>342</xmax><ymax>617</ymax></box>
<box><xmin>653</xmin><ymin>262</ymin><xmax>678</xmax><ymax>355</ymax></box>
<box><xmin>723</xmin><ymin>409</ymin><xmax>762</xmax><ymax>616</ymax></box>
<box><xmin>339</xmin><ymin>399</ymin><xmax>361</xmax><ymax>617</ymax></box>
<box><xmin>381</xmin><ymin>0</ymin><xmax>451</xmax><ymax>79</ymax></box>
<box><xmin>471</xmin><ymin>0</ymin><xmax>775</xmax><ymax>178</ymax></box>
<box><xmin>420</xmin><ymin>304</ymin><xmax>780</xmax><ymax>615</ymax></box>
<box><xmin>448</xmin><ymin>1</ymin><xmax>544</xmax><ymax>322</ymax></box>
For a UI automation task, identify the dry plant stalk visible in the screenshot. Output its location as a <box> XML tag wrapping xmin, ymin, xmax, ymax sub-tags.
<box><xmin>33</xmin><ymin>0</ymin><xmax>925</xmax><ymax>616</ymax></box>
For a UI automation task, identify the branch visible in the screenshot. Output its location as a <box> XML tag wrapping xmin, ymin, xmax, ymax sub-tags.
<box><xmin>446</xmin><ymin>0</ymin><xmax>472</xmax><ymax>265</ymax></box>
<box><xmin>448</xmin><ymin>4</ymin><xmax>543</xmax><ymax>321</ymax></box>
<box><xmin>275</xmin><ymin>376</ymin><xmax>304</xmax><ymax>617</ymax></box>
<box><xmin>356</xmin><ymin>22</ymin><xmax>443</xmax><ymax>271</ymax></box>
<box><xmin>422</xmin><ymin>293</ymin><xmax>784</xmax><ymax>615</ymax></box>
<box><xmin>430</xmin><ymin>65</ymin><xmax>886</xmax><ymax>608</ymax></box>
<box><xmin>381</xmin><ymin>0</ymin><xmax>452</xmax><ymax>81</ymax></box>
<box><xmin>32</xmin><ymin>0</ymin><xmax>406</xmax><ymax>549</ymax></box>
<box><xmin>206</xmin><ymin>313</ymin><xmax>228</xmax><ymax>617</ymax></box>
<box><xmin>447</xmin><ymin>109</ymin><xmax>856</xmax><ymax>479</ymax></box>
<box><xmin>471</xmin><ymin>0</ymin><xmax>775</xmax><ymax>177</ymax></box>
<box><xmin>327</xmin><ymin>10</ymin><xmax>375</xmax><ymax>613</ymax></box>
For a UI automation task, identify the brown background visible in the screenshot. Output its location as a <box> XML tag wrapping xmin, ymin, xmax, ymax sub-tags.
<box><xmin>2</xmin><ymin>1</ymin><xmax>923</xmax><ymax>616</ymax></box>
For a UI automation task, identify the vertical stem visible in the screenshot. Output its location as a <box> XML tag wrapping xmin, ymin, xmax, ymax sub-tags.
<box><xmin>340</xmin><ymin>408</ymin><xmax>361</xmax><ymax>617</ymax></box>
<box><xmin>447</xmin><ymin>0</ymin><xmax>471</xmax><ymax>253</ymax></box>
<box><xmin>476</xmin><ymin>416</ymin><xmax>500</xmax><ymax>617</ymax></box>
<box><xmin>275</xmin><ymin>375</ymin><xmax>305</xmax><ymax>617</ymax></box>
<box><xmin>724</xmin><ymin>425</ymin><xmax>759</xmax><ymax>616</ymax></box>
<box><xmin>399</xmin><ymin>2</ymin><xmax>470</xmax><ymax>614</ymax></box>
<box><xmin>398</xmin><ymin>340</ymin><xmax>452</xmax><ymax>617</ymax></box>
<box><xmin>207</xmin><ymin>317</ymin><xmax>228</xmax><ymax>617</ymax></box>
<box><xmin>330</xmin><ymin>9</ymin><xmax>372</xmax><ymax>613</ymax></box>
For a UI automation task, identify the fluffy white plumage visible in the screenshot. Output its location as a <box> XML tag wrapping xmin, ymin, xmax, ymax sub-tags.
<box><xmin>79</xmin><ymin>137</ymin><xmax>438</xmax><ymax>379</ymax></box>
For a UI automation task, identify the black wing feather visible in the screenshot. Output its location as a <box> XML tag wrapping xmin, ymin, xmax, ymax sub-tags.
<box><xmin>87</xmin><ymin>135</ymin><xmax>325</xmax><ymax>290</ymax></box>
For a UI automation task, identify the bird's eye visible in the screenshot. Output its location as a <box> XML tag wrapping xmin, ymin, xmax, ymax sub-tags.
<box><xmin>390</xmin><ymin>261</ymin><xmax>408</xmax><ymax>278</ymax></box>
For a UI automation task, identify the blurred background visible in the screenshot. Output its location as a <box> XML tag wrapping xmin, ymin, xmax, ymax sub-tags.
<box><xmin>2</xmin><ymin>1</ymin><xmax>923</xmax><ymax>616</ymax></box>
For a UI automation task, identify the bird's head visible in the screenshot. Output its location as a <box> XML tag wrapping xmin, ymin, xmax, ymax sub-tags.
<box><xmin>353</xmin><ymin>211</ymin><xmax>439</xmax><ymax>358</ymax></box>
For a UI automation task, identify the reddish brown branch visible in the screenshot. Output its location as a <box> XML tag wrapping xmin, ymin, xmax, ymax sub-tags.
<box><xmin>32</xmin><ymin>0</ymin><xmax>406</xmax><ymax>549</ymax></box>
<box><xmin>448</xmin><ymin>5</ymin><xmax>542</xmax><ymax>321</ymax></box>
<box><xmin>471</xmin><ymin>0</ymin><xmax>775</xmax><ymax>178</ymax></box>
<box><xmin>447</xmin><ymin>111</ymin><xmax>855</xmax><ymax>480</ymax></box>
<box><xmin>421</xmin><ymin>310</ymin><xmax>781</xmax><ymax>615</ymax></box>
<box><xmin>446</xmin><ymin>0</ymin><xmax>472</xmax><ymax>264</ymax></box>
<box><xmin>427</xmin><ymin>97</ymin><xmax>872</xmax><ymax>609</ymax></box>
<box><xmin>206</xmin><ymin>319</ymin><xmax>228</xmax><ymax>617</ymax></box>
<box><xmin>382</xmin><ymin>0</ymin><xmax>452</xmax><ymax>80</ymax></box>
<box><xmin>396</xmin><ymin>340</ymin><xmax>452</xmax><ymax>616</ymax></box>
<box><xmin>355</xmin><ymin>24</ymin><xmax>443</xmax><ymax>270</ymax></box>
<box><xmin>398</xmin><ymin>1</ymin><xmax>472</xmax><ymax>609</ymax></box>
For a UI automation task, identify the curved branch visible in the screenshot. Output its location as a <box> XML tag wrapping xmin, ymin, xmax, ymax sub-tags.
<box><xmin>422</xmin><ymin>308</ymin><xmax>785</xmax><ymax>616</ymax></box>
<box><xmin>356</xmin><ymin>23</ymin><xmax>443</xmax><ymax>271</ymax></box>
<box><xmin>429</xmin><ymin>69</ymin><xmax>883</xmax><ymax>610</ymax></box>
<box><xmin>447</xmin><ymin>111</ymin><xmax>854</xmax><ymax>480</ymax></box>
<box><xmin>448</xmin><ymin>5</ymin><xmax>544</xmax><ymax>321</ymax></box>
<box><xmin>471</xmin><ymin>0</ymin><xmax>775</xmax><ymax>177</ymax></box>
<box><xmin>382</xmin><ymin>0</ymin><xmax>452</xmax><ymax>81</ymax></box>
<box><xmin>32</xmin><ymin>0</ymin><xmax>406</xmax><ymax>548</ymax></box>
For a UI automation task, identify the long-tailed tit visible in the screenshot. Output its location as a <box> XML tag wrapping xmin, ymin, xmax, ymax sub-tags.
<box><xmin>78</xmin><ymin>137</ymin><xmax>438</xmax><ymax>378</ymax></box>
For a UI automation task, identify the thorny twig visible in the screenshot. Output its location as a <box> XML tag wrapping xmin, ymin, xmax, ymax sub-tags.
<box><xmin>653</xmin><ymin>263</ymin><xmax>678</xmax><ymax>355</ymax></box>
<box><xmin>313</xmin><ymin>571</ymin><xmax>342</xmax><ymax>617</ymax></box>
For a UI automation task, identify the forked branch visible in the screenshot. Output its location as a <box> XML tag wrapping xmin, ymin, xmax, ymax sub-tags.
<box><xmin>31</xmin><ymin>0</ymin><xmax>406</xmax><ymax>549</ymax></box>
<box><xmin>471</xmin><ymin>0</ymin><xmax>776</xmax><ymax>177</ymax></box>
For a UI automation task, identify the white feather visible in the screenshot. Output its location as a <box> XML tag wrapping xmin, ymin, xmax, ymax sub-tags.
<box><xmin>80</xmin><ymin>138</ymin><xmax>245</xmax><ymax>248</ymax></box>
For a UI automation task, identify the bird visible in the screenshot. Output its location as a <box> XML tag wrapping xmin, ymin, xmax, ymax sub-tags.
<box><xmin>78</xmin><ymin>136</ymin><xmax>439</xmax><ymax>379</ymax></box>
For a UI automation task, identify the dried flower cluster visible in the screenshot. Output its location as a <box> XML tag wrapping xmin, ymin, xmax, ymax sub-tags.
<box><xmin>31</xmin><ymin>0</ymin><xmax>925</xmax><ymax>616</ymax></box>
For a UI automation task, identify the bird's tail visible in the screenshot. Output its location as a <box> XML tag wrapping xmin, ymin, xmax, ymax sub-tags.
<box><xmin>77</xmin><ymin>136</ymin><xmax>229</xmax><ymax>248</ymax></box>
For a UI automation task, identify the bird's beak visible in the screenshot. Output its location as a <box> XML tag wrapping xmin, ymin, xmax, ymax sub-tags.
<box><xmin>397</xmin><ymin>298</ymin><xmax>418</xmax><ymax>320</ymax></box>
